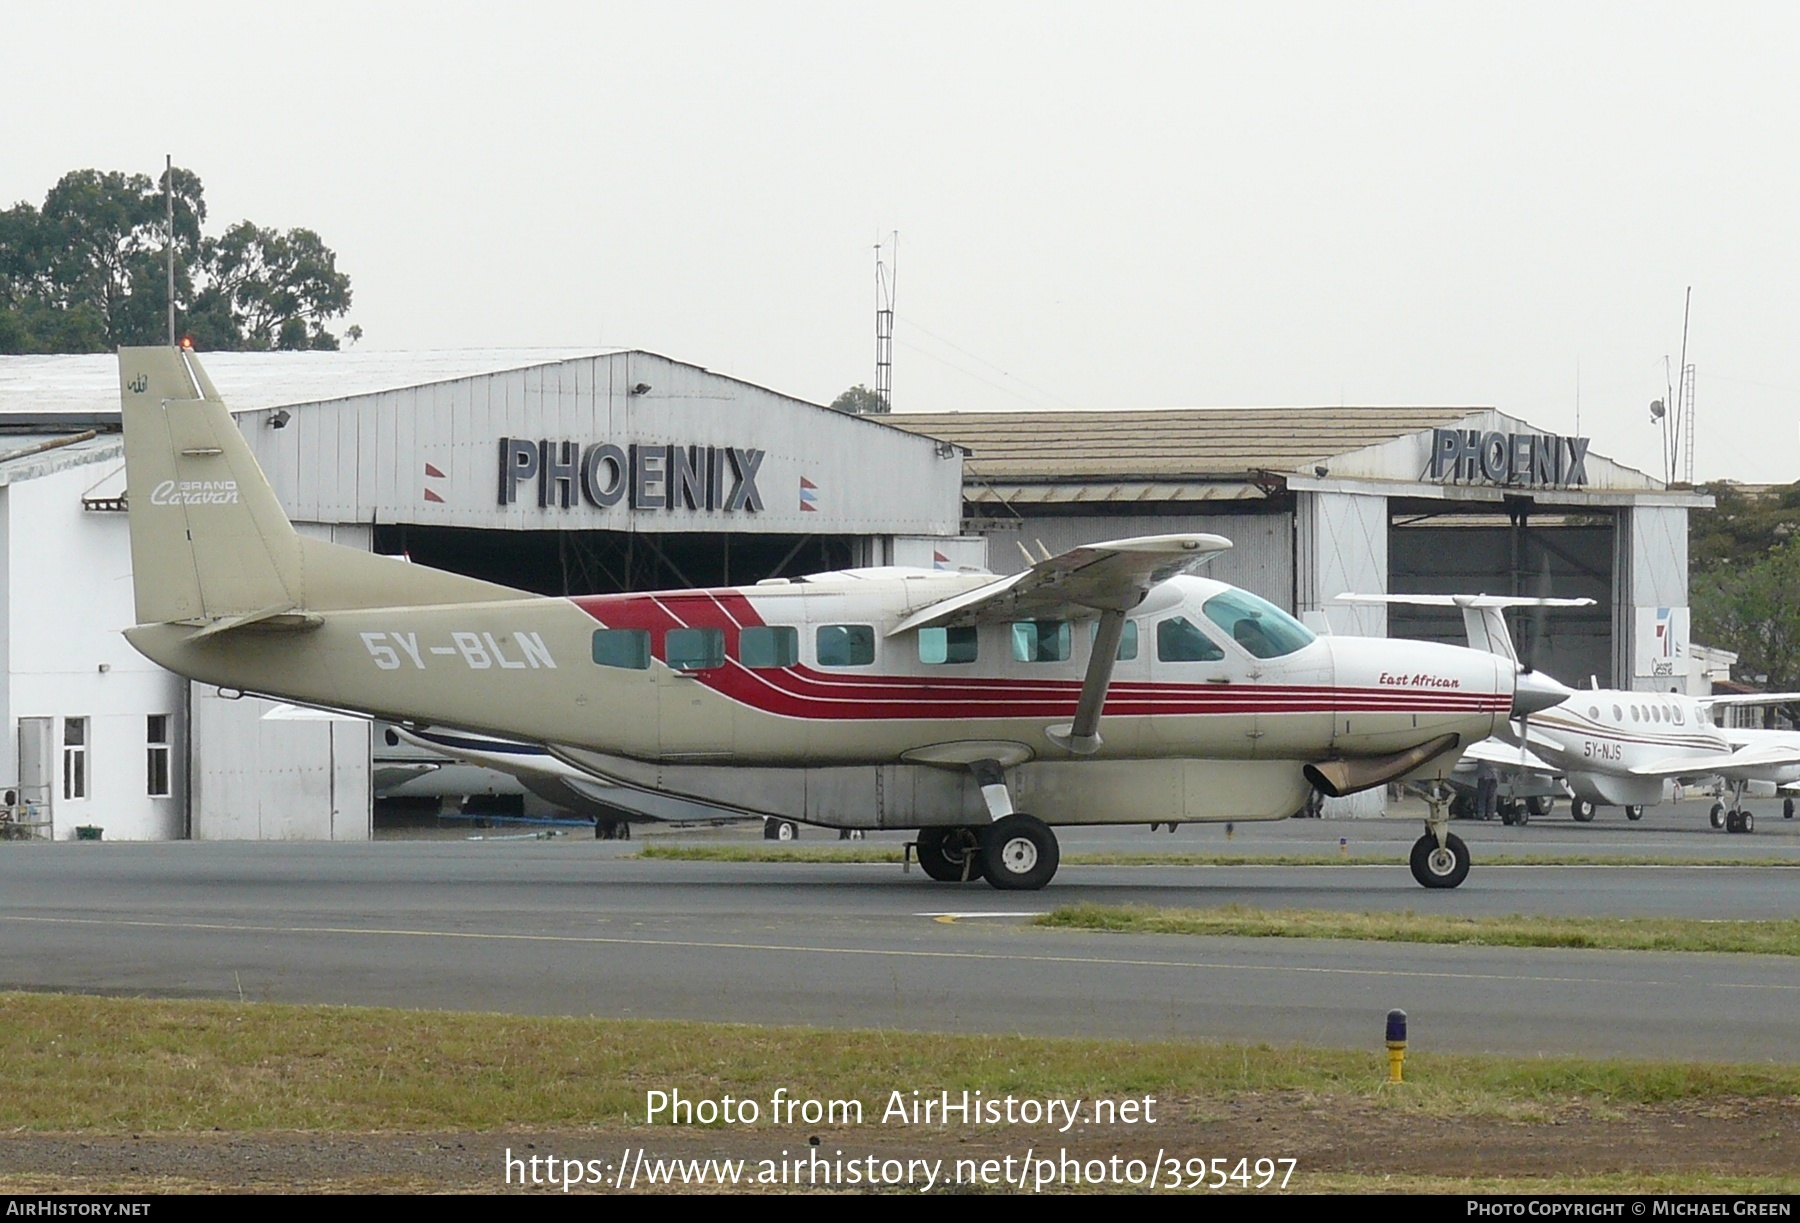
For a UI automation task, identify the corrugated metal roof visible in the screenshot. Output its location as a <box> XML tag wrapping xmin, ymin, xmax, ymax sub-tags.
<box><xmin>891</xmin><ymin>406</ymin><xmax>1480</xmax><ymax>481</ymax></box>
<box><xmin>0</xmin><ymin>349</ymin><xmax>618</xmax><ymax>418</ymax></box>
<box><xmin>969</xmin><ymin>481</ymin><xmax>1267</xmax><ymax>504</ymax></box>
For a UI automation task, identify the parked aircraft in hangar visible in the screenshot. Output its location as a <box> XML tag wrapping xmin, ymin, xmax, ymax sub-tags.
<box><xmin>115</xmin><ymin>345</ymin><xmax>1569</xmax><ymax>890</ymax></box>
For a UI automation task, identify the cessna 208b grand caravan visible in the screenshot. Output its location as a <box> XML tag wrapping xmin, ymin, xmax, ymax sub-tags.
<box><xmin>115</xmin><ymin>345</ymin><xmax>1569</xmax><ymax>890</ymax></box>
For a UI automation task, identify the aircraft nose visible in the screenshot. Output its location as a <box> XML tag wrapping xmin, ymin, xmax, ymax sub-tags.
<box><xmin>1512</xmin><ymin>668</ymin><xmax>1573</xmax><ymax>718</ymax></box>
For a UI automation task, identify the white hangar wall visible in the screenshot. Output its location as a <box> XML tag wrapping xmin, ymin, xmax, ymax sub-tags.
<box><xmin>0</xmin><ymin>454</ymin><xmax>186</xmax><ymax>840</ymax></box>
<box><xmin>237</xmin><ymin>352</ymin><xmax>965</xmax><ymax>539</ymax></box>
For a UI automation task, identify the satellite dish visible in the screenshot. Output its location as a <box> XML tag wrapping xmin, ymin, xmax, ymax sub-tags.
<box><xmin>1650</xmin><ymin>399</ymin><xmax>1665</xmax><ymax>421</ymax></box>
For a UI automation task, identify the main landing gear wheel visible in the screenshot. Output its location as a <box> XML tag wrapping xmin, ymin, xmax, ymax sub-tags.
<box><xmin>1409</xmin><ymin>832</ymin><xmax>1471</xmax><ymax>889</ymax></box>
<box><xmin>915</xmin><ymin>826</ymin><xmax>985</xmax><ymax>883</ymax></box>
<box><xmin>1570</xmin><ymin>798</ymin><xmax>1596</xmax><ymax>823</ymax></box>
<box><xmin>1785</xmin><ymin>797</ymin><xmax>1795</xmax><ymax>820</ymax></box>
<box><xmin>978</xmin><ymin>814</ymin><xmax>1060</xmax><ymax>891</ymax></box>
<box><xmin>1624</xmin><ymin>805</ymin><xmax>1644</xmax><ymax>822</ymax></box>
<box><xmin>763</xmin><ymin>818</ymin><xmax>799</xmax><ymax>842</ymax></box>
<box><xmin>1725</xmin><ymin>810</ymin><xmax>1754</xmax><ymax>834</ymax></box>
<box><xmin>1528</xmin><ymin>796</ymin><xmax>1554</xmax><ymax>818</ymax></box>
<box><xmin>1710</xmin><ymin>803</ymin><xmax>1726</xmax><ymax>830</ymax></box>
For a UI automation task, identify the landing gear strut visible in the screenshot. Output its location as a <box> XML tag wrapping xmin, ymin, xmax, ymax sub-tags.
<box><xmin>1410</xmin><ymin>785</ymin><xmax>1471</xmax><ymax>889</ymax></box>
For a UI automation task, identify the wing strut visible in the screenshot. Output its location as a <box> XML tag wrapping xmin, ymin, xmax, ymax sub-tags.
<box><xmin>1046</xmin><ymin>608</ymin><xmax>1126</xmax><ymax>755</ymax></box>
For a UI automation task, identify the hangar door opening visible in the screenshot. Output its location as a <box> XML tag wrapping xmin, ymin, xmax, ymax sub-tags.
<box><xmin>372</xmin><ymin>526</ymin><xmax>863</xmax><ymax>595</ymax></box>
<box><xmin>1388</xmin><ymin>501</ymin><xmax>1616</xmax><ymax>688</ymax></box>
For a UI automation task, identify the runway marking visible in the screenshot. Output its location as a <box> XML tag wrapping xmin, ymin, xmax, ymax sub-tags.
<box><xmin>918</xmin><ymin>911</ymin><xmax>1046</xmax><ymax>923</ymax></box>
<box><xmin>7</xmin><ymin>913</ymin><xmax>1798</xmax><ymax>991</ymax></box>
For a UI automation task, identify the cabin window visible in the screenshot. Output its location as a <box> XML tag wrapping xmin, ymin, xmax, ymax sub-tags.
<box><xmin>666</xmin><ymin>627</ymin><xmax>726</xmax><ymax>671</ymax></box>
<box><xmin>62</xmin><ymin>718</ymin><xmax>87</xmax><ymax>801</ymax></box>
<box><xmin>591</xmin><ymin>629</ymin><xmax>651</xmax><ymax>669</ymax></box>
<box><xmin>1612</xmin><ymin>704</ymin><xmax>1622</xmax><ymax>721</ymax></box>
<box><xmin>1673</xmin><ymin>705</ymin><xmax>1684</xmax><ymax>725</ymax></box>
<box><xmin>146</xmin><ymin>714</ymin><xmax>171</xmax><ymax>798</ymax></box>
<box><xmin>1091</xmin><ymin>619</ymin><xmax>1139</xmax><ymax>660</ymax></box>
<box><xmin>1011</xmin><ymin>620</ymin><xmax>1071</xmax><ymax>663</ymax></box>
<box><xmin>739</xmin><ymin>625</ymin><xmax>798</xmax><ymax>668</ymax></box>
<box><xmin>1200</xmin><ymin>589</ymin><xmax>1315</xmax><ymax>659</ymax></box>
<box><xmin>919</xmin><ymin>626</ymin><xmax>978</xmax><ymax>665</ymax></box>
<box><xmin>817</xmin><ymin>624</ymin><xmax>876</xmax><ymax>667</ymax></box>
<box><xmin>1156</xmin><ymin>616</ymin><xmax>1225</xmax><ymax>662</ymax></box>
<box><xmin>1631</xmin><ymin>706</ymin><xmax>1640</xmax><ymax>722</ymax></box>
<box><xmin>1588</xmin><ymin>705</ymin><xmax>1599</xmax><ymax>719</ymax></box>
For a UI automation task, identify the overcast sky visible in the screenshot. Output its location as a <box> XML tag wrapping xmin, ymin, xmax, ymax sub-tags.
<box><xmin>7</xmin><ymin>3</ymin><xmax>1798</xmax><ymax>483</ymax></box>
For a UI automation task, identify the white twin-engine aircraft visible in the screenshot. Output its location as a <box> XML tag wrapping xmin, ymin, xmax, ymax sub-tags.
<box><xmin>1342</xmin><ymin>593</ymin><xmax>1800</xmax><ymax>833</ymax></box>
<box><xmin>115</xmin><ymin>346</ymin><xmax>1569</xmax><ymax>890</ymax></box>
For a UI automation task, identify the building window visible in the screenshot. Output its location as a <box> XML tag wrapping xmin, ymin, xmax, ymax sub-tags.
<box><xmin>62</xmin><ymin>718</ymin><xmax>87</xmax><ymax>801</ymax></box>
<box><xmin>147</xmin><ymin>715</ymin><xmax>171</xmax><ymax>797</ymax></box>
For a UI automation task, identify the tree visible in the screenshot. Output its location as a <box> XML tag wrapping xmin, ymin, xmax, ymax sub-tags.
<box><xmin>189</xmin><ymin>222</ymin><xmax>352</xmax><ymax>351</ymax></box>
<box><xmin>0</xmin><ymin>166</ymin><xmax>354</xmax><ymax>352</ymax></box>
<box><xmin>1691</xmin><ymin>536</ymin><xmax>1800</xmax><ymax>720</ymax></box>
<box><xmin>1689</xmin><ymin>481</ymin><xmax>1800</xmax><ymax>575</ymax></box>
<box><xmin>830</xmin><ymin>383</ymin><xmax>889</xmax><ymax>414</ymax></box>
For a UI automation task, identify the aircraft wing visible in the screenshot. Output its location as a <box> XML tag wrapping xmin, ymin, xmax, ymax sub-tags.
<box><xmin>1697</xmin><ymin>691</ymin><xmax>1800</xmax><ymax>709</ymax></box>
<box><xmin>888</xmin><ymin>533</ymin><xmax>1231</xmax><ymax>634</ymax></box>
<box><xmin>1631</xmin><ymin>741</ymin><xmax>1800</xmax><ymax>779</ymax></box>
<box><xmin>1458</xmin><ymin>737</ymin><xmax>1560</xmax><ymax>776</ymax></box>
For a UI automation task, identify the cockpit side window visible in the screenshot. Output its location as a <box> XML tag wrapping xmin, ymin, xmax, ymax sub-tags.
<box><xmin>1156</xmin><ymin>616</ymin><xmax>1225</xmax><ymax>662</ymax></box>
<box><xmin>1200</xmin><ymin>589</ymin><xmax>1315</xmax><ymax>659</ymax></box>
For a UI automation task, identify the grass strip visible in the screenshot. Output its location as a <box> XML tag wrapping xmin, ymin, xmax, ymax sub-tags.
<box><xmin>635</xmin><ymin>844</ymin><xmax>1798</xmax><ymax>869</ymax></box>
<box><xmin>2</xmin><ymin>992</ymin><xmax>1800</xmax><ymax>1132</ymax></box>
<box><xmin>1039</xmin><ymin>902</ymin><xmax>1800</xmax><ymax>956</ymax></box>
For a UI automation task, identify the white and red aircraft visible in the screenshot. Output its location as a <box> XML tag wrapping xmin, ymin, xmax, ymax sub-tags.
<box><xmin>115</xmin><ymin>345</ymin><xmax>1570</xmax><ymax>890</ymax></box>
<box><xmin>1343</xmin><ymin>593</ymin><xmax>1800</xmax><ymax>833</ymax></box>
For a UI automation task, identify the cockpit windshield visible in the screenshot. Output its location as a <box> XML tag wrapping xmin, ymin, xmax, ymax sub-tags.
<box><xmin>1200</xmin><ymin>589</ymin><xmax>1316</xmax><ymax>659</ymax></box>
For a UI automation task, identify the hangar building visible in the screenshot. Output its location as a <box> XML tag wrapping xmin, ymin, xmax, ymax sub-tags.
<box><xmin>892</xmin><ymin>407</ymin><xmax>1709</xmax><ymax>698</ymax></box>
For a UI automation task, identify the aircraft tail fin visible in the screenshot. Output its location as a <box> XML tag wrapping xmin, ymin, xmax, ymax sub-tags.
<box><xmin>120</xmin><ymin>347</ymin><xmax>304</xmax><ymax>625</ymax></box>
<box><xmin>120</xmin><ymin>346</ymin><xmax>521</xmax><ymax>628</ymax></box>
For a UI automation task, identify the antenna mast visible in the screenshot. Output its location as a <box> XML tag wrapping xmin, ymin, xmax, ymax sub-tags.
<box><xmin>165</xmin><ymin>154</ymin><xmax>175</xmax><ymax>347</ymax></box>
<box><xmin>874</xmin><ymin>232</ymin><xmax>897</xmax><ymax>411</ymax></box>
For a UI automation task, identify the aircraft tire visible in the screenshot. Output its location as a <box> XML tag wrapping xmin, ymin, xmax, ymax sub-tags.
<box><xmin>1527</xmin><ymin>796</ymin><xmax>1554</xmax><ymax>818</ymax></box>
<box><xmin>1725</xmin><ymin>810</ymin><xmax>1742</xmax><ymax>834</ymax></box>
<box><xmin>1785</xmin><ymin>797</ymin><xmax>1794</xmax><ymax>820</ymax></box>
<box><xmin>1625</xmin><ymin>806</ymin><xmax>1644</xmax><ymax>822</ymax></box>
<box><xmin>1743</xmin><ymin>812</ymin><xmax>1755</xmax><ymax>834</ymax></box>
<box><xmin>1570</xmin><ymin>799</ymin><xmax>1596</xmax><ymax>823</ymax></box>
<box><xmin>1409</xmin><ymin>833</ymin><xmax>1470</xmax><ymax>889</ymax></box>
<box><xmin>764</xmin><ymin>818</ymin><xmax>799</xmax><ymax>842</ymax></box>
<box><xmin>915</xmin><ymin>827</ymin><xmax>984</xmax><ymax>883</ymax></box>
<box><xmin>979</xmin><ymin>815</ymin><xmax>1060</xmax><ymax>891</ymax></box>
<box><xmin>1710</xmin><ymin>803</ymin><xmax>1726</xmax><ymax>829</ymax></box>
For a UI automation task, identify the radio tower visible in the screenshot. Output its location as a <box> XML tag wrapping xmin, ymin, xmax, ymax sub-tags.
<box><xmin>874</xmin><ymin>232</ymin><xmax>897</xmax><ymax>412</ymax></box>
